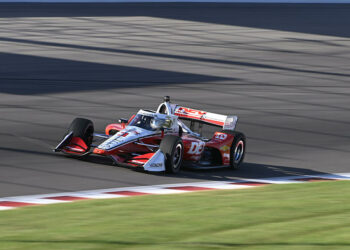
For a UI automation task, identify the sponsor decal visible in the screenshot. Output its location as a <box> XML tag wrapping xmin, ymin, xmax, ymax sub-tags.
<box><xmin>175</xmin><ymin>107</ymin><xmax>205</xmax><ymax>119</ymax></box>
<box><xmin>215</xmin><ymin>133</ymin><xmax>228</xmax><ymax>140</ymax></box>
<box><xmin>150</xmin><ymin>163</ymin><xmax>162</xmax><ymax>168</ymax></box>
<box><xmin>188</xmin><ymin>141</ymin><xmax>205</xmax><ymax>155</ymax></box>
<box><xmin>220</xmin><ymin>145</ymin><xmax>230</xmax><ymax>152</ymax></box>
<box><xmin>223</xmin><ymin>153</ymin><xmax>230</xmax><ymax>164</ymax></box>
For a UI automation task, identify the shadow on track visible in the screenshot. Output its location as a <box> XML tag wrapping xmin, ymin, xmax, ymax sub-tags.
<box><xmin>0</xmin><ymin>52</ymin><xmax>232</xmax><ymax>95</ymax></box>
<box><xmin>1</xmin><ymin>3</ymin><xmax>350</xmax><ymax>38</ymax></box>
<box><xmin>82</xmin><ymin>155</ymin><xmax>335</xmax><ymax>181</ymax></box>
<box><xmin>1</xmin><ymin>38</ymin><xmax>348</xmax><ymax>84</ymax></box>
<box><xmin>161</xmin><ymin>162</ymin><xmax>338</xmax><ymax>181</ymax></box>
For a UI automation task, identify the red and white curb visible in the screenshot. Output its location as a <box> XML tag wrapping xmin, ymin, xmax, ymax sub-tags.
<box><xmin>1</xmin><ymin>172</ymin><xmax>349</xmax><ymax>211</ymax></box>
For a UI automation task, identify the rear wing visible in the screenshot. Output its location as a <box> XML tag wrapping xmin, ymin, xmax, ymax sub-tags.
<box><xmin>174</xmin><ymin>106</ymin><xmax>238</xmax><ymax>131</ymax></box>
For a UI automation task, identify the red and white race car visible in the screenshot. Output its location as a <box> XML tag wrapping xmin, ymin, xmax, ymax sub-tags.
<box><xmin>54</xmin><ymin>97</ymin><xmax>246</xmax><ymax>173</ymax></box>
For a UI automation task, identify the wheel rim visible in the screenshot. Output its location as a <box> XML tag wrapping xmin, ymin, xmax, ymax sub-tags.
<box><xmin>173</xmin><ymin>144</ymin><xmax>183</xmax><ymax>169</ymax></box>
<box><xmin>233</xmin><ymin>140</ymin><xmax>244</xmax><ymax>164</ymax></box>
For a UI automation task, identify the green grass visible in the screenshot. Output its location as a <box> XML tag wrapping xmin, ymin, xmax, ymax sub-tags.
<box><xmin>0</xmin><ymin>181</ymin><xmax>349</xmax><ymax>250</ymax></box>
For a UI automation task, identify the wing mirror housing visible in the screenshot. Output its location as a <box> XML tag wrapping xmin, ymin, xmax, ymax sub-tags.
<box><xmin>118</xmin><ymin>118</ymin><xmax>128</xmax><ymax>129</ymax></box>
<box><xmin>118</xmin><ymin>118</ymin><xmax>128</xmax><ymax>124</ymax></box>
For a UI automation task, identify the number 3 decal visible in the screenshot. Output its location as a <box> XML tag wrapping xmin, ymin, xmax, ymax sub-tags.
<box><xmin>188</xmin><ymin>141</ymin><xmax>205</xmax><ymax>155</ymax></box>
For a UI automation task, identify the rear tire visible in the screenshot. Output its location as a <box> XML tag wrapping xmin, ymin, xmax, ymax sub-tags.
<box><xmin>67</xmin><ymin>118</ymin><xmax>94</xmax><ymax>149</ymax></box>
<box><xmin>223</xmin><ymin>131</ymin><xmax>246</xmax><ymax>169</ymax></box>
<box><xmin>160</xmin><ymin>135</ymin><xmax>183</xmax><ymax>173</ymax></box>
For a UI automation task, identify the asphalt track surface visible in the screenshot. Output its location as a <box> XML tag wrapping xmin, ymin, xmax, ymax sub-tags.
<box><xmin>0</xmin><ymin>3</ymin><xmax>349</xmax><ymax>197</ymax></box>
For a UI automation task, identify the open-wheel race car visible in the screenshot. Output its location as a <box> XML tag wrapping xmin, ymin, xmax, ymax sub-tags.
<box><xmin>54</xmin><ymin>97</ymin><xmax>246</xmax><ymax>173</ymax></box>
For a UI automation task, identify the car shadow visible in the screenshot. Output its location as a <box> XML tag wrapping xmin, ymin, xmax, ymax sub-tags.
<box><xmin>154</xmin><ymin>162</ymin><xmax>342</xmax><ymax>181</ymax></box>
<box><xmin>83</xmin><ymin>154</ymin><xmax>338</xmax><ymax>181</ymax></box>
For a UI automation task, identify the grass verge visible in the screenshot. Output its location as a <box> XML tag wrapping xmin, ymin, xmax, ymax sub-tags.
<box><xmin>0</xmin><ymin>181</ymin><xmax>349</xmax><ymax>250</ymax></box>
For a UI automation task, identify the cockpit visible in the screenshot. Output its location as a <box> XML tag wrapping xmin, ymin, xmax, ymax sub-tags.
<box><xmin>128</xmin><ymin>111</ymin><xmax>174</xmax><ymax>132</ymax></box>
<box><xmin>128</xmin><ymin>114</ymin><xmax>155</xmax><ymax>131</ymax></box>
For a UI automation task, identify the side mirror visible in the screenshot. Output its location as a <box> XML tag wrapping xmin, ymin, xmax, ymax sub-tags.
<box><xmin>118</xmin><ymin>118</ymin><xmax>128</xmax><ymax>124</ymax></box>
<box><xmin>163</xmin><ymin>118</ymin><xmax>172</xmax><ymax>128</ymax></box>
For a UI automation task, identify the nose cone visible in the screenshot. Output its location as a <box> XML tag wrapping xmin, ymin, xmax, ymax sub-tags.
<box><xmin>97</xmin><ymin>126</ymin><xmax>153</xmax><ymax>151</ymax></box>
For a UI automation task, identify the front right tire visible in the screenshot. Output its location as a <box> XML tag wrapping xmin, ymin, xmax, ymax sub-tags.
<box><xmin>160</xmin><ymin>135</ymin><xmax>184</xmax><ymax>173</ymax></box>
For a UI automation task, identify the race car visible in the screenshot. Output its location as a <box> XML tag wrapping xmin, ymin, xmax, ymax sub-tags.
<box><xmin>54</xmin><ymin>96</ymin><xmax>246</xmax><ymax>173</ymax></box>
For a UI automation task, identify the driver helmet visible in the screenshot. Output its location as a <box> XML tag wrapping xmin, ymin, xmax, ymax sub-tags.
<box><xmin>150</xmin><ymin>116</ymin><xmax>172</xmax><ymax>130</ymax></box>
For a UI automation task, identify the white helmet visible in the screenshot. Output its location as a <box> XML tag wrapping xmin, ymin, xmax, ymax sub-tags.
<box><xmin>150</xmin><ymin>116</ymin><xmax>172</xmax><ymax>130</ymax></box>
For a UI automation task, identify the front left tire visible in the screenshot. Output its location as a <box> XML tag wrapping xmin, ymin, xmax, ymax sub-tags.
<box><xmin>67</xmin><ymin>118</ymin><xmax>94</xmax><ymax>149</ymax></box>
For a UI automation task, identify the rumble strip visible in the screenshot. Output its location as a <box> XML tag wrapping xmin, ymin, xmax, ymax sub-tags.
<box><xmin>1</xmin><ymin>173</ymin><xmax>349</xmax><ymax>211</ymax></box>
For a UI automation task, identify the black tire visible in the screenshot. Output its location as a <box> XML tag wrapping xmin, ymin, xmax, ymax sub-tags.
<box><xmin>160</xmin><ymin>135</ymin><xmax>184</xmax><ymax>173</ymax></box>
<box><xmin>67</xmin><ymin>118</ymin><xmax>94</xmax><ymax>149</ymax></box>
<box><xmin>222</xmin><ymin>131</ymin><xmax>246</xmax><ymax>169</ymax></box>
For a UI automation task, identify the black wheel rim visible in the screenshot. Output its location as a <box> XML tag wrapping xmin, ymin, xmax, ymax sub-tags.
<box><xmin>173</xmin><ymin>144</ymin><xmax>182</xmax><ymax>169</ymax></box>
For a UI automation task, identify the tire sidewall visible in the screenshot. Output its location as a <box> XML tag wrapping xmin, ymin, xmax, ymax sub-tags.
<box><xmin>67</xmin><ymin>118</ymin><xmax>94</xmax><ymax>148</ymax></box>
<box><xmin>230</xmin><ymin>132</ymin><xmax>246</xmax><ymax>169</ymax></box>
<box><xmin>169</xmin><ymin>140</ymin><xmax>183</xmax><ymax>173</ymax></box>
<box><xmin>160</xmin><ymin>135</ymin><xmax>184</xmax><ymax>173</ymax></box>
